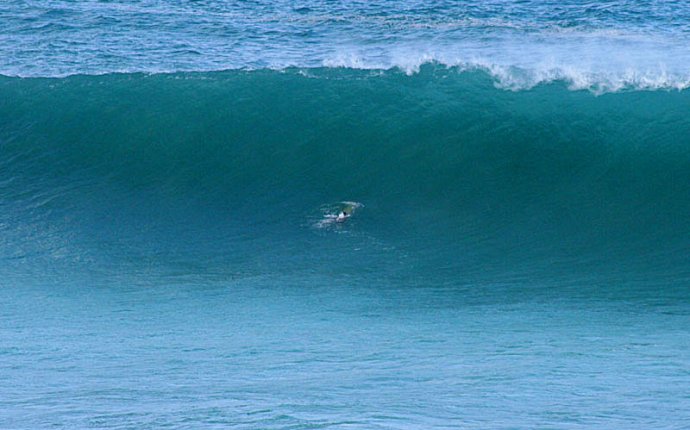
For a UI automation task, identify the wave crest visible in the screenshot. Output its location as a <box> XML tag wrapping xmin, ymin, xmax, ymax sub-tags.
<box><xmin>322</xmin><ymin>55</ymin><xmax>690</xmax><ymax>94</ymax></box>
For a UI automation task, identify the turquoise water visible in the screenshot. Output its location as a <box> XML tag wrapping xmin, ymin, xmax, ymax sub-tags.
<box><xmin>2</xmin><ymin>278</ymin><xmax>689</xmax><ymax>428</ymax></box>
<box><xmin>2</xmin><ymin>1</ymin><xmax>690</xmax><ymax>429</ymax></box>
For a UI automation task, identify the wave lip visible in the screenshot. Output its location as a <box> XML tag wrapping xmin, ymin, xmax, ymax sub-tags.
<box><xmin>321</xmin><ymin>58</ymin><xmax>690</xmax><ymax>94</ymax></box>
<box><xmin>320</xmin><ymin>31</ymin><xmax>690</xmax><ymax>93</ymax></box>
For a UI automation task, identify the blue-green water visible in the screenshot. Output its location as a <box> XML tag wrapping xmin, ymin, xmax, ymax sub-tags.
<box><xmin>2</xmin><ymin>1</ymin><xmax>690</xmax><ymax>429</ymax></box>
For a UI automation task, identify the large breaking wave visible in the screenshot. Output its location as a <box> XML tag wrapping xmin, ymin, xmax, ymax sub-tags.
<box><xmin>2</xmin><ymin>67</ymin><xmax>690</xmax><ymax>284</ymax></box>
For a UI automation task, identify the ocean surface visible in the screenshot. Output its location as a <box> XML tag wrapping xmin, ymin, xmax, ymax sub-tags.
<box><xmin>1</xmin><ymin>1</ymin><xmax>690</xmax><ymax>429</ymax></box>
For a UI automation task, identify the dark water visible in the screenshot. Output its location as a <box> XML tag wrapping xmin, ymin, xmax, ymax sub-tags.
<box><xmin>3</xmin><ymin>69</ymin><xmax>690</xmax><ymax>280</ymax></box>
<box><xmin>2</xmin><ymin>1</ymin><xmax>690</xmax><ymax>428</ymax></box>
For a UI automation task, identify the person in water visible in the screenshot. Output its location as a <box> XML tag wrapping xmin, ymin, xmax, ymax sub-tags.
<box><xmin>335</xmin><ymin>210</ymin><xmax>350</xmax><ymax>222</ymax></box>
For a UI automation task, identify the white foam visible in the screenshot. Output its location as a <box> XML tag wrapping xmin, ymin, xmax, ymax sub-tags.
<box><xmin>319</xmin><ymin>36</ymin><xmax>690</xmax><ymax>94</ymax></box>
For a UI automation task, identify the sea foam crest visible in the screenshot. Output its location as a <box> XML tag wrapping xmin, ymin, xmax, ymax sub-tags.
<box><xmin>322</xmin><ymin>35</ymin><xmax>690</xmax><ymax>94</ymax></box>
<box><xmin>323</xmin><ymin>52</ymin><xmax>690</xmax><ymax>94</ymax></box>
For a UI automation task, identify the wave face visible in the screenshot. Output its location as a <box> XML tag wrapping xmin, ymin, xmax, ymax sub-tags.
<box><xmin>3</xmin><ymin>0</ymin><xmax>690</xmax><ymax>91</ymax></box>
<box><xmin>2</xmin><ymin>68</ymin><xmax>690</xmax><ymax>285</ymax></box>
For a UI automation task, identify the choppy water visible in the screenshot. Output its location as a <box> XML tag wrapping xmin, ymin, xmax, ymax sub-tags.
<box><xmin>3</xmin><ymin>0</ymin><xmax>690</xmax><ymax>91</ymax></box>
<box><xmin>1</xmin><ymin>1</ymin><xmax>690</xmax><ymax>429</ymax></box>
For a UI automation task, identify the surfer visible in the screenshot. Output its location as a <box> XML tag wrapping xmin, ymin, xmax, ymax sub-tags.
<box><xmin>335</xmin><ymin>210</ymin><xmax>350</xmax><ymax>222</ymax></box>
<box><xmin>315</xmin><ymin>202</ymin><xmax>361</xmax><ymax>228</ymax></box>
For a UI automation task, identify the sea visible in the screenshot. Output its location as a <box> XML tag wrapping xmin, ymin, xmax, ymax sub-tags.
<box><xmin>1</xmin><ymin>1</ymin><xmax>690</xmax><ymax>429</ymax></box>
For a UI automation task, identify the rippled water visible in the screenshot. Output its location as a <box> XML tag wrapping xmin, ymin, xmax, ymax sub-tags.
<box><xmin>2</xmin><ymin>0</ymin><xmax>690</xmax><ymax>90</ymax></box>
<box><xmin>3</xmin><ymin>276</ymin><xmax>689</xmax><ymax>429</ymax></box>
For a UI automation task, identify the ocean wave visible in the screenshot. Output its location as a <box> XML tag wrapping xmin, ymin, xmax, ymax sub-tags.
<box><xmin>2</xmin><ymin>70</ymin><xmax>690</xmax><ymax>272</ymax></box>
